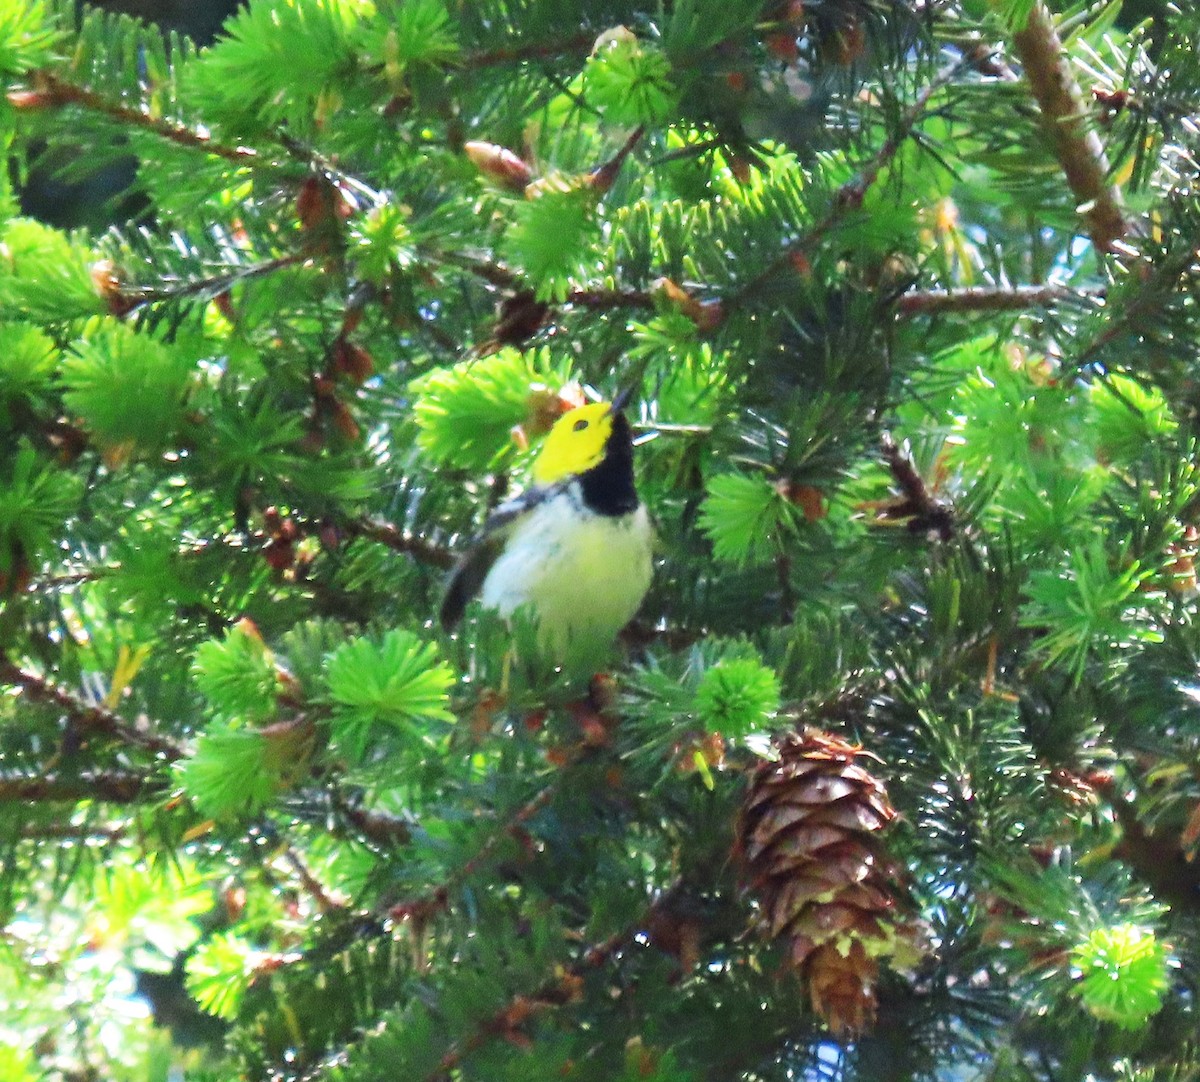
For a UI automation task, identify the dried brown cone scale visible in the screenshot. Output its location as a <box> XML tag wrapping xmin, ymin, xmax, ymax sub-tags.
<box><xmin>737</xmin><ymin>728</ymin><xmax>917</xmax><ymax>1037</ymax></box>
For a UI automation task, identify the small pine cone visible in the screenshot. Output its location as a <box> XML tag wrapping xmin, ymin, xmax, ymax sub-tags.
<box><xmin>737</xmin><ymin>728</ymin><xmax>915</xmax><ymax>1036</ymax></box>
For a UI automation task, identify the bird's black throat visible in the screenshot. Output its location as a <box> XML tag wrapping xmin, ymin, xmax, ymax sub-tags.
<box><xmin>579</xmin><ymin>412</ymin><xmax>639</xmax><ymax>517</ymax></box>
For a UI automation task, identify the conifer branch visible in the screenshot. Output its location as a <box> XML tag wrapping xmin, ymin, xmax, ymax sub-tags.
<box><xmin>281</xmin><ymin>844</ymin><xmax>349</xmax><ymax>915</ymax></box>
<box><xmin>388</xmin><ymin>767</ymin><xmax>569</xmax><ymax>923</ymax></box>
<box><xmin>463</xmin><ymin>32</ymin><xmax>595</xmax><ymax>68</ymax></box>
<box><xmin>448</xmin><ymin>778</ymin><xmax>561</xmax><ymax>883</ymax></box>
<box><xmin>497</xmin><ymin>280</ymin><xmax>1091</xmax><ymax>324</ymax></box>
<box><xmin>296</xmin><ymin>906</ymin><xmax>651</xmax><ymax>1082</ymax></box>
<box><xmin>295</xmin><ymin>759</ymin><xmax>602</xmax><ymax>1082</ymax></box>
<box><xmin>277</xmin><ymin>133</ymin><xmax>387</xmax><ymax>208</ymax></box>
<box><xmin>26</xmin><ymin>569</ymin><xmax>106</xmax><ymax>592</ymax></box>
<box><xmin>441</xmin><ymin>253</ymin><xmax>520</xmax><ymax>289</ymax></box>
<box><xmin>18</xmin><ymin>821</ymin><xmax>127</xmax><ymax>841</ymax></box>
<box><xmin>120</xmin><ymin>252</ymin><xmax>307</xmax><ymax>310</ymax></box>
<box><xmin>425</xmin><ymin>901</ymin><xmax>663</xmax><ymax>1082</ymax></box>
<box><xmin>1072</xmin><ymin>245</ymin><xmax>1199</xmax><ymax>371</ymax></box>
<box><xmin>0</xmin><ymin>658</ymin><xmax>184</xmax><ymax>760</ymax></box>
<box><xmin>895</xmin><ymin>283</ymin><xmax>1089</xmax><ymax>315</ymax></box>
<box><xmin>456</xmin><ymin>267</ymin><xmax>1093</xmax><ymax>327</ymax></box>
<box><xmin>567</xmin><ymin>287</ymin><xmax>654</xmax><ymax>309</ymax></box>
<box><xmin>734</xmin><ymin>57</ymin><xmax>966</xmax><ymax>308</ymax></box>
<box><xmin>590</xmin><ymin>126</ymin><xmax>645</xmax><ymax>193</ymax></box>
<box><xmin>469</xmin><ymin>275</ymin><xmax>1094</xmax><ymax>331</ymax></box>
<box><xmin>450</xmin><ymin>239</ymin><xmax>1102</xmax><ymax>339</ymax></box>
<box><xmin>335</xmin><ymin>800</ymin><xmax>413</xmax><ymax>846</ymax></box>
<box><xmin>344</xmin><ymin>516</ymin><xmax>455</xmax><ymax>570</ymax></box>
<box><xmin>0</xmin><ymin>770</ymin><xmax>159</xmax><ymax>804</ymax></box>
<box><xmin>837</xmin><ymin>63</ymin><xmax>964</xmax><ymax>211</ymax></box>
<box><xmin>444</xmin><ymin>254</ymin><xmax>656</xmax><ymax>311</ymax></box>
<box><xmin>963</xmin><ymin>39</ymin><xmax>1019</xmax><ymax>82</ymax></box>
<box><xmin>1005</xmin><ymin>1</ymin><xmax>1127</xmax><ymax>252</ymax></box>
<box><xmin>22</xmin><ymin>72</ymin><xmax>259</xmax><ymax>164</ymax></box>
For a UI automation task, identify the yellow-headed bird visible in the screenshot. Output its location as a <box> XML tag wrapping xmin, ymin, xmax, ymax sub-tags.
<box><xmin>440</xmin><ymin>392</ymin><xmax>653</xmax><ymax>658</ymax></box>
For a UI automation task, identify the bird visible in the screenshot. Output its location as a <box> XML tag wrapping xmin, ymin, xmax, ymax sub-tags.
<box><xmin>439</xmin><ymin>390</ymin><xmax>653</xmax><ymax>661</ymax></box>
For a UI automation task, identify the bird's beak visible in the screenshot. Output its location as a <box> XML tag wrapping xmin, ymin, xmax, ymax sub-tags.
<box><xmin>609</xmin><ymin>386</ymin><xmax>633</xmax><ymax>413</ymax></box>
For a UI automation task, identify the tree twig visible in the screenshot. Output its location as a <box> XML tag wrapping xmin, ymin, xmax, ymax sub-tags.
<box><xmin>18</xmin><ymin>821</ymin><xmax>127</xmax><ymax>842</ymax></box>
<box><xmin>388</xmin><ymin>767</ymin><xmax>570</xmax><ymax>924</ymax></box>
<box><xmin>120</xmin><ymin>253</ymin><xmax>308</xmax><ymax>311</ymax></box>
<box><xmin>291</xmin><ymin>898</ymin><xmax>640</xmax><ymax>1082</ymax></box>
<box><xmin>463</xmin><ymin>32</ymin><xmax>595</xmax><ymax>68</ymax></box>
<box><xmin>895</xmin><ymin>283</ymin><xmax>1092</xmax><ymax>316</ymax></box>
<box><xmin>26</xmin><ymin>71</ymin><xmax>259</xmax><ymax>165</ymax></box>
<box><xmin>346</xmin><ymin>517</ymin><xmax>456</xmax><ymax>570</ymax></box>
<box><xmin>590</xmin><ymin>125</ymin><xmax>645</xmax><ymax>193</ymax></box>
<box><xmin>333</xmin><ymin>796</ymin><xmax>414</xmax><ymax>847</ymax></box>
<box><xmin>732</xmin><ymin>57</ymin><xmax>967</xmax><ymax>308</ymax></box>
<box><xmin>25</xmin><ymin>569</ymin><xmax>107</xmax><ymax>592</ymax></box>
<box><xmin>425</xmin><ymin>901</ymin><xmax>662</xmax><ymax>1082</ymax></box>
<box><xmin>1072</xmin><ymin>245</ymin><xmax>1199</xmax><ymax>371</ymax></box>
<box><xmin>962</xmin><ymin>39</ymin><xmax>1019</xmax><ymax>82</ymax></box>
<box><xmin>1006</xmin><ymin>1</ymin><xmax>1127</xmax><ymax>252</ymax></box>
<box><xmin>0</xmin><ymin>659</ymin><xmax>184</xmax><ymax>760</ymax></box>
<box><xmin>0</xmin><ymin>770</ymin><xmax>160</xmax><ymax>804</ymax></box>
<box><xmin>566</xmin><ymin>287</ymin><xmax>654</xmax><ymax>310</ymax></box>
<box><xmin>277</xmin><ymin>132</ymin><xmax>387</xmax><ymax>208</ymax></box>
<box><xmin>280</xmin><ymin>844</ymin><xmax>349</xmax><ymax>915</ymax></box>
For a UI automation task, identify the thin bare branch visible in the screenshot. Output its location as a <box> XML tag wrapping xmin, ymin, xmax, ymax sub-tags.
<box><xmin>895</xmin><ymin>283</ymin><xmax>1092</xmax><ymax>315</ymax></box>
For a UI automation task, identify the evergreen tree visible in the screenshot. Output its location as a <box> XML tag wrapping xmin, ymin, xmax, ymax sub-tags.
<box><xmin>3</xmin><ymin>0</ymin><xmax>1200</xmax><ymax>1079</ymax></box>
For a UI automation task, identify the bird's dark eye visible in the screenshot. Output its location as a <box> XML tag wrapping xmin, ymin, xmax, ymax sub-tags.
<box><xmin>573</xmin><ymin>418</ymin><xmax>589</xmax><ymax>432</ymax></box>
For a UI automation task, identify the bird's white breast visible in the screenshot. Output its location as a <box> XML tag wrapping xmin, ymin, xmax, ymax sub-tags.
<box><xmin>479</xmin><ymin>483</ymin><xmax>653</xmax><ymax>657</ymax></box>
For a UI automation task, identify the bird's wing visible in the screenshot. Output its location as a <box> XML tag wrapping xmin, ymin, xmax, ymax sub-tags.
<box><xmin>439</xmin><ymin>482</ymin><xmax>566</xmax><ymax>630</ymax></box>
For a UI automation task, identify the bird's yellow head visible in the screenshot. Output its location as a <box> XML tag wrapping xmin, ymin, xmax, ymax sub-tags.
<box><xmin>531</xmin><ymin>401</ymin><xmax>618</xmax><ymax>485</ymax></box>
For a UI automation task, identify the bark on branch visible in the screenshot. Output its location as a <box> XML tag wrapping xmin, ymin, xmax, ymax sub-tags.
<box><xmin>1007</xmin><ymin>1</ymin><xmax>1127</xmax><ymax>252</ymax></box>
<box><xmin>347</xmin><ymin>517</ymin><xmax>456</xmax><ymax>570</ymax></box>
<box><xmin>0</xmin><ymin>771</ymin><xmax>159</xmax><ymax>804</ymax></box>
<box><xmin>895</xmin><ymin>283</ymin><xmax>1089</xmax><ymax>315</ymax></box>
<box><xmin>0</xmin><ymin>658</ymin><xmax>184</xmax><ymax>760</ymax></box>
<box><xmin>20</xmin><ymin>72</ymin><xmax>259</xmax><ymax>164</ymax></box>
